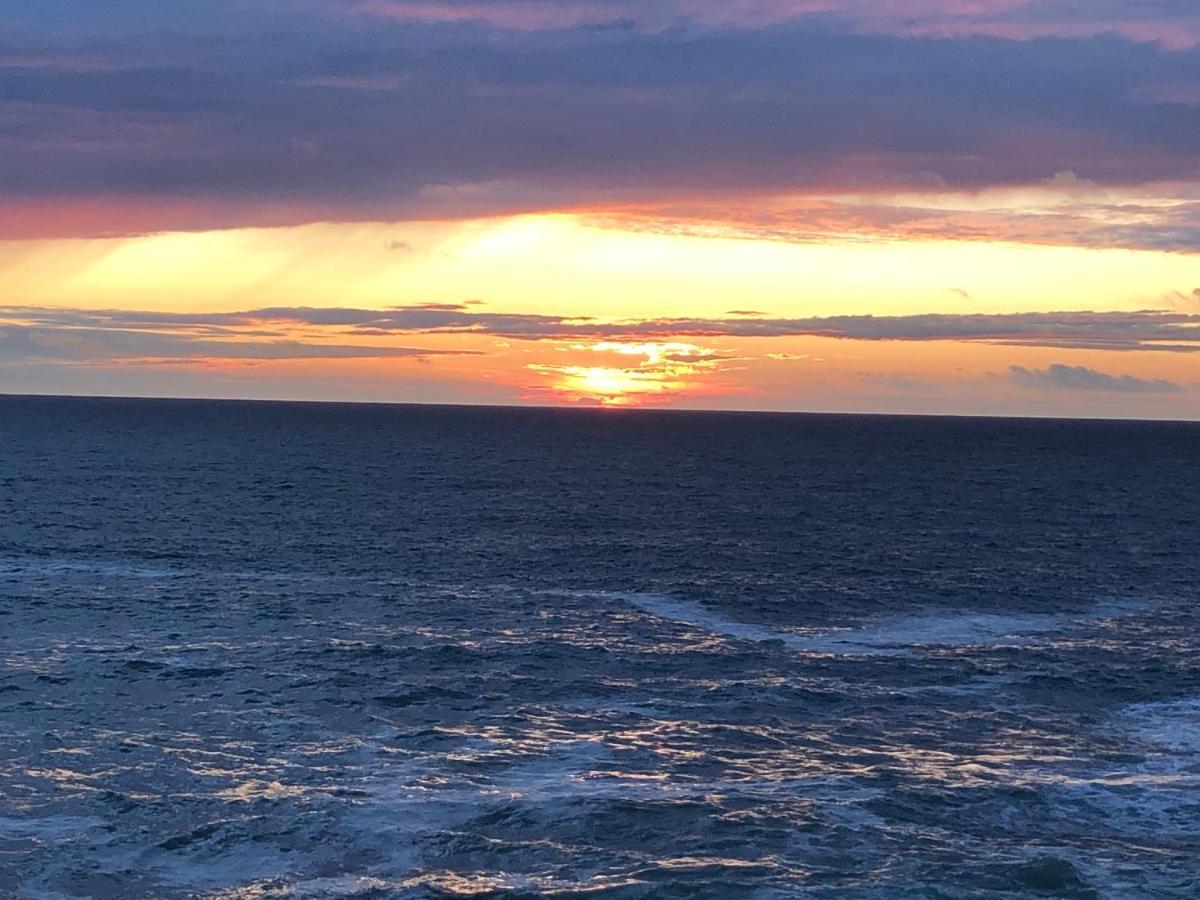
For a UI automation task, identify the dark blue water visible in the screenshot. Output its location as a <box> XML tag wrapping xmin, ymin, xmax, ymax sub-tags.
<box><xmin>2</xmin><ymin>396</ymin><xmax>1198</xmax><ymax>897</ymax></box>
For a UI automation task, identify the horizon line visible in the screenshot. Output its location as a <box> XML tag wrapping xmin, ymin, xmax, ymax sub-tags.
<box><xmin>2</xmin><ymin>390</ymin><xmax>1197</xmax><ymax>427</ymax></box>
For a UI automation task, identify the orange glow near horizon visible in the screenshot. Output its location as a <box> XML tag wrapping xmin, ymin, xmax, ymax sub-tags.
<box><xmin>1</xmin><ymin>204</ymin><xmax>1199</xmax><ymax>419</ymax></box>
<box><xmin>525</xmin><ymin>341</ymin><xmax>729</xmax><ymax>406</ymax></box>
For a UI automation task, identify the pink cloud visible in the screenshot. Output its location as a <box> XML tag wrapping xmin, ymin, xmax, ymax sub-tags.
<box><xmin>346</xmin><ymin>0</ymin><xmax>1200</xmax><ymax>47</ymax></box>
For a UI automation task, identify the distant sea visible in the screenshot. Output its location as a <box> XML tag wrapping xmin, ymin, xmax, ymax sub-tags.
<box><xmin>2</xmin><ymin>395</ymin><xmax>1198</xmax><ymax>898</ymax></box>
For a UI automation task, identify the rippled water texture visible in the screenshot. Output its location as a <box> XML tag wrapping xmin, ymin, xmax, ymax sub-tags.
<box><xmin>1</xmin><ymin>397</ymin><xmax>1198</xmax><ymax>898</ymax></box>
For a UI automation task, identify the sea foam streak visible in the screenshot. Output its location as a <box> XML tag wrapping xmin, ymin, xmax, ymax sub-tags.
<box><xmin>612</xmin><ymin>592</ymin><xmax>1141</xmax><ymax>655</ymax></box>
<box><xmin>1119</xmin><ymin>699</ymin><xmax>1200</xmax><ymax>754</ymax></box>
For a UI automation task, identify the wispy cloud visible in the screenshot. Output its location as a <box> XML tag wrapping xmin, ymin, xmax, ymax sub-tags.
<box><xmin>1008</xmin><ymin>363</ymin><xmax>1183</xmax><ymax>393</ymax></box>
<box><xmin>587</xmin><ymin>187</ymin><xmax>1200</xmax><ymax>256</ymax></box>
<box><xmin>344</xmin><ymin>1</ymin><xmax>1200</xmax><ymax>47</ymax></box>
<box><xmin>1166</xmin><ymin>287</ymin><xmax>1200</xmax><ymax>312</ymax></box>
<box><xmin>0</xmin><ymin>317</ymin><xmax>468</xmax><ymax>364</ymax></box>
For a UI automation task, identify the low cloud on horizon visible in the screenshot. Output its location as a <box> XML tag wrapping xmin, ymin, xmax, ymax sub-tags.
<box><xmin>1008</xmin><ymin>363</ymin><xmax>1184</xmax><ymax>394</ymax></box>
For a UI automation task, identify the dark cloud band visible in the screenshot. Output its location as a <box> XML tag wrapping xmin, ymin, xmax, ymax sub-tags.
<box><xmin>4</xmin><ymin>3</ymin><xmax>1200</xmax><ymax>238</ymax></box>
<box><xmin>3</xmin><ymin>305</ymin><xmax>1198</xmax><ymax>359</ymax></box>
<box><xmin>1009</xmin><ymin>363</ymin><xmax>1183</xmax><ymax>393</ymax></box>
<box><xmin>0</xmin><ymin>318</ymin><xmax>469</xmax><ymax>363</ymax></box>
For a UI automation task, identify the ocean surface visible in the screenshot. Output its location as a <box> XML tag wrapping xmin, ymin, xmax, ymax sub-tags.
<box><xmin>1</xmin><ymin>395</ymin><xmax>1199</xmax><ymax>899</ymax></box>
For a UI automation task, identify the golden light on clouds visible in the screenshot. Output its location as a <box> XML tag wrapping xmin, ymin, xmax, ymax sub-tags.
<box><xmin>6</xmin><ymin>211</ymin><xmax>1200</xmax><ymax>319</ymax></box>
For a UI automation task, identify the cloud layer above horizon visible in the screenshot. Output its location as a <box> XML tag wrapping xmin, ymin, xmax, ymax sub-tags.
<box><xmin>5</xmin><ymin>304</ymin><xmax>1200</xmax><ymax>354</ymax></box>
<box><xmin>5</xmin><ymin>0</ymin><xmax>1200</xmax><ymax>238</ymax></box>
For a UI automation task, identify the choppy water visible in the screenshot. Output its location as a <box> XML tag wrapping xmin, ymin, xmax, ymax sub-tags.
<box><xmin>1</xmin><ymin>396</ymin><xmax>1198</xmax><ymax>898</ymax></box>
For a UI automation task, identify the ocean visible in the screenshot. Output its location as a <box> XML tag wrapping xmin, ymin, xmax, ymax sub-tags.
<box><xmin>1</xmin><ymin>395</ymin><xmax>1198</xmax><ymax>898</ymax></box>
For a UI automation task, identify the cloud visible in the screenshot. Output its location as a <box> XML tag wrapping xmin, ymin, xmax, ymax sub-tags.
<box><xmin>5</xmin><ymin>4</ymin><xmax>1200</xmax><ymax>237</ymax></box>
<box><xmin>589</xmin><ymin>191</ymin><xmax>1200</xmax><ymax>256</ymax></box>
<box><xmin>1008</xmin><ymin>363</ymin><xmax>1183</xmax><ymax>393</ymax></box>
<box><xmin>344</xmin><ymin>1</ymin><xmax>1200</xmax><ymax>47</ymax></box>
<box><xmin>0</xmin><ymin>319</ymin><xmax>468</xmax><ymax>364</ymax></box>
<box><xmin>856</xmin><ymin>371</ymin><xmax>939</xmax><ymax>392</ymax></box>
<box><xmin>5</xmin><ymin>305</ymin><xmax>1200</xmax><ymax>354</ymax></box>
<box><xmin>1166</xmin><ymin>288</ymin><xmax>1200</xmax><ymax>312</ymax></box>
<box><xmin>6</xmin><ymin>1</ymin><xmax>1200</xmax><ymax>46</ymax></box>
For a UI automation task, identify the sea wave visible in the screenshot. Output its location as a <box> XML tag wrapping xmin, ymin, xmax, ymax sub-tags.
<box><xmin>610</xmin><ymin>591</ymin><xmax>1143</xmax><ymax>655</ymax></box>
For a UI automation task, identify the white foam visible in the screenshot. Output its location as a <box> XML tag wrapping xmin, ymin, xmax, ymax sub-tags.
<box><xmin>0</xmin><ymin>555</ymin><xmax>357</xmax><ymax>585</ymax></box>
<box><xmin>614</xmin><ymin>593</ymin><xmax>817</xmax><ymax>648</ymax></box>
<box><xmin>991</xmin><ymin>697</ymin><xmax>1200</xmax><ymax>852</ymax></box>
<box><xmin>1119</xmin><ymin>699</ymin><xmax>1200</xmax><ymax>755</ymax></box>
<box><xmin>261</xmin><ymin>875</ymin><xmax>395</xmax><ymax>898</ymax></box>
<box><xmin>0</xmin><ymin>815</ymin><xmax>104</xmax><ymax>837</ymax></box>
<box><xmin>612</xmin><ymin>592</ymin><xmax>1140</xmax><ymax>656</ymax></box>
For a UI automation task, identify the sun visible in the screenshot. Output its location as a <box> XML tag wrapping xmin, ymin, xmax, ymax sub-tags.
<box><xmin>527</xmin><ymin>341</ymin><xmax>725</xmax><ymax>406</ymax></box>
<box><xmin>574</xmin><ymin>367</ymin><xmax>656</xmax><ymax>404</ymax></box>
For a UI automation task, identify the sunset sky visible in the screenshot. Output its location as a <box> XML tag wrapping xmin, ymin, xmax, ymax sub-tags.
<box><xmin>2</xmin><ymin>1</ymin><xmax>1199</xmax><ymax>417</ymax></box>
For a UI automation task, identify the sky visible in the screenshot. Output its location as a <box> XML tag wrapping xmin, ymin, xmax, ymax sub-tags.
<box><xmin>2</xmin><ymin>1</ymin><xmax>1200</xmax><ymax>417</ymax></box>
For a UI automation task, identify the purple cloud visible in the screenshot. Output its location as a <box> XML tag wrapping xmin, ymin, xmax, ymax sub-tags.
<box><xmin>4</xmin><ymin>3</ymin><xmax>1200</xmax><ymax>238</ymax></box>
<box><xmin>5</xmin><ymin>305</ymin><xmax>1200</xmax><ymax>355</ymax></box>
<box><xmin>0</xmin><ymin>318</ymin><xmax>469</xmax><ymax>363</ymax></box>
<box><xmin>1009</xmin><ymin>363</ymin><xmax>1183</xmax><ymax>393</ymax></box>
